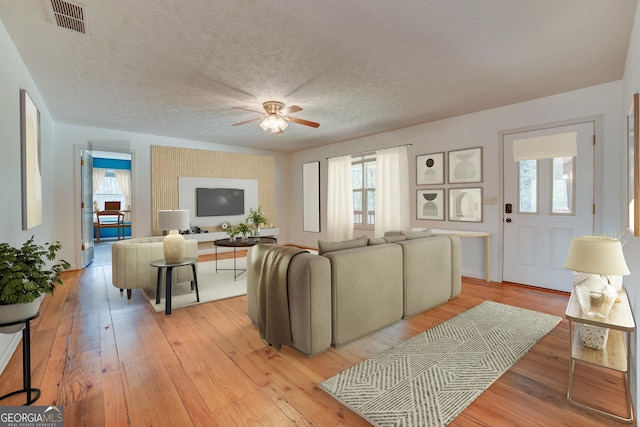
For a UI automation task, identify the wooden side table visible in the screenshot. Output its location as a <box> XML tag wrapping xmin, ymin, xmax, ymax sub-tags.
<box><xmin>149</xmin><ymin>257</ymin><xmax>199</xmax><ymax>315</ymax></box>
<box><xmin>0</xmin><ymin>313</ymin><xmax>41</xmax><ymax>405</ymax></box>
<box><xmin>565</xmin><ymin>286</ymin><xmax>635</xmax><ymax>423</ymax></box>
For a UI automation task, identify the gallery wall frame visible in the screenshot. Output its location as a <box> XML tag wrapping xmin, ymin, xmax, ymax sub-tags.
<box><xmin>629</xmin><ymin>93</ymin><xmax>640</xmax><ymax>236</ymax></box>
<box><xmin>448</xmin><ymin>187</ymin><xmax>483</xmax><ymax>222</ymax></box>
<box><xmin>20</xmin><ymin>89</ymin><xmax>42</xmax><ymax>230</ymax></box>
<box><xmin>303</xmin><ymin>161</ymin><xmax>321</xmax><ymax>232</ymax></box>
<box><xmin>416</xmin><ymin>152</ymin><xmax>444</xmax><ymax>185</ymax></box>
<box><xmin>448</xmin><ymin>147</ymin><xmax>482</xmax><ymax>184</ymax></box>
<box><xmin>416</xmin><ymin>189</ymin><xmax>444</xmax><ymax>220</ymax></box>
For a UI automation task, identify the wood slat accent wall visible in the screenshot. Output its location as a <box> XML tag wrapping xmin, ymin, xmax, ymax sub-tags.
<box><xmin>151</xmin><ymin>146</ymin><xmax>275</xmax><ymax>235</ymax></box>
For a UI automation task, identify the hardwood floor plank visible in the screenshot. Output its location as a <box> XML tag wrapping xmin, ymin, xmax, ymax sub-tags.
<box><xmin>121</xmin><ymin>353</ymin><xmax>193</xmax><ymax>426</ymax></box>
<box><xmin>102</xmin><ymin>371</ymin><xmax>129</xmax><ymax>426</ymax></box>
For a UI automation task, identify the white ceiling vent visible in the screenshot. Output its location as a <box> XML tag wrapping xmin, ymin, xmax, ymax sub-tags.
<box><xmin>49</xmin><ymin>0</ymin><xmax>88</xmax><ymax>35</ymax></box>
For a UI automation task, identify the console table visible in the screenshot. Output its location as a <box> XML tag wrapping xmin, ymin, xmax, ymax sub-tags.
<box><xmin>149</xmin><ymin>257</ymin><xmax>199</xmax><ymax>315</ymax></box>
<box><xmin>0</xmin><ymin>313</ymin><xmax>41</xmax><ymax>405</ymax></box>
<box><xmin>431</xmin><ymin>228</ymin><xmax>491</xmax><ymax>282</ymax></box>
<box><xmin>565</xmin><ymin>287</ymin><xmax>635</xmax><ymax>422</ymax></box>
<box><xmin>214</xmin><ymin>236</ymin><xmax>277</xmax><ymax>280</ymax></box>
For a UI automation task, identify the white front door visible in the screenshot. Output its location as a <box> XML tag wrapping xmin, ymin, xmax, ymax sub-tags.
<box><xmin>502</xmin><ymin>122</ymin><xmax>594</xmax><ymax>292</ymax></box>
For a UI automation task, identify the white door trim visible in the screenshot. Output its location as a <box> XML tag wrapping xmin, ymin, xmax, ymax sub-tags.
<box><xmin>497</xmin><ymin>115</ymin><xmax>603</xmax><ymax>284</ymax></box>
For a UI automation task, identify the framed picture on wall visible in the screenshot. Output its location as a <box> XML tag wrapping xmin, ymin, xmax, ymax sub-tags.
<box><xmin>20</xmin><ymin>89</ymin><xmax>42</xmax><ymax>230</ymax></box>
<box><xmin>448</xmin><ymin>147</ymin><xmax>482</xmax><ymax>183</ymax></box>
<box><xmin>449</xmin><ymin>187</ymin><xmax>483</xmax><ymax>222</ymax></box>
<box><xmin>303</xmin><ymin>161</ymin><xmax>321</xmax><ymax>232</ymax></box>
<box><xmin>416</xmin><ymin>189</ymin><xmax>444</xmax><ymax>220</ymax></box>
<box><xmin>416</xmin><ymin>152</ymin><xmax>444</xmax><ymax>185</ymax></box>
<box><xmin>628</xmin><ymin>93</ymin><xmax>639</xmax><ymax>236</ymax></box>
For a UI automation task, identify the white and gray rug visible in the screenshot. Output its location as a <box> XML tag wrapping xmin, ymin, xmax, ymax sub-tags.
<box><xmin>320</xmin><ymin>301</ymin><xmax>561</xmax><ymax>427</ymax></box>
<box><xmin>142</xmin><ymin>258</ymin><xmax>247</xmax><ymax>312</ymax></box>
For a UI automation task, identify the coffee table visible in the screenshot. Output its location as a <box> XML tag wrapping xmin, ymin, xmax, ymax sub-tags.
<box><xmin>214</xmin><ymin>236</ymin><xmax>277</xmax><ymax>280</ymax></box>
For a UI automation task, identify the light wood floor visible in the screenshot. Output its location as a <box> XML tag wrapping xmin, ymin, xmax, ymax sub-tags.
<box><xmin>0</xmin><ymin>249</ymin><xmax>635</xmax><ymax>426</ymax></box>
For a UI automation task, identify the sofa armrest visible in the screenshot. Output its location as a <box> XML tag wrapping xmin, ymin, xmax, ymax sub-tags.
<box><xmin>246</xmin><ymin>245</ymin><xmax>332</xmax><ymax>356</ymax></box>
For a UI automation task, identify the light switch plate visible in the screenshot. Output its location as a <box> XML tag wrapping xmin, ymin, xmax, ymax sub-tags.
<box><xmin>484</xmin><ymin>196</ymin><xmax>497</xmax><ymax>205</ymax></box>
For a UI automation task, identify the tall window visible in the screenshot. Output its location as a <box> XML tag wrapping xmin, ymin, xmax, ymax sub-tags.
<box><xmin>352</xmin><ymin>154</ymin><xmax>376</xmax><ymax>227</ymax></box>
<box><xmin>94</xmin><ymin>170</ymin><xmax>126</xmax><ymax>209</ymax></box>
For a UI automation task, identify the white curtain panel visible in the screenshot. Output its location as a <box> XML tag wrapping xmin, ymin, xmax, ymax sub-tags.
<box><xmin>375</xmin><ymin>146</ymin><xmax>409</xmax><ymax>237</ymax></box>
<box><xmin>327</xmin><ymin>155</ymin><xmax>354</xmax><ymax>241</ymax></box>
<box><xmin>92</xmin><ymin>168</ymin><xmax>106</xmax><ymax>195</ymax></box>
<box><xmin>115</xmin><ymin>169</ymin><xmax>132</xmax><ymax>221</ymax></box>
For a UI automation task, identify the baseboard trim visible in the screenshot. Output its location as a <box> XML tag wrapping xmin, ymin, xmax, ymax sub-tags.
<box><xmin>0</xmin><ymin>333</ymin><xmax>21</xmax><ymax>375</ymax></box>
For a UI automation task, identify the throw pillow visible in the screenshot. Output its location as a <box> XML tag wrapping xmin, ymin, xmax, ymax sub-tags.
<box><xmin>318</xmin><ymin>235</ymin><xmax>368</xmax><ymax>254</ymax></box>
<box><xmin>383</xmin><ymin>234</ymin><xmax>406</xmax><ymax>243</ymax></box>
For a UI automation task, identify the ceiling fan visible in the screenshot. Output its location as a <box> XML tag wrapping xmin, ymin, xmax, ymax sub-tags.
<box><xmin>232</xmin><ymin>101</ymin><xmax>320</xmax><ymax>134</ymax></box>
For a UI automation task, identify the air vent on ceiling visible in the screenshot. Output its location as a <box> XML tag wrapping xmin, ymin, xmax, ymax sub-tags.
<box><xmin>49</xmin><ymin>0</ymin><xmax>87</xmax><ymax>35</ymax></box>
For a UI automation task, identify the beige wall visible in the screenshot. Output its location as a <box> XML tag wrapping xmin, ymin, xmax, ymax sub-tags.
<box><xmin>151</xmin><ymin>145</ymin><xmax>275</xmax><ymax>234</ymax></box>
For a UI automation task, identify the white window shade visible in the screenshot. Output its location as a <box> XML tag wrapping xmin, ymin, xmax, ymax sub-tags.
<box><xmin>513</xmin><ymin>132</ymin><xmax>577</xmax><ymax>161</ymax></box>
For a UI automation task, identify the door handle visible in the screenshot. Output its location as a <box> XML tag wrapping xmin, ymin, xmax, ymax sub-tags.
<box><xmin>505</xmin><ymin>218</ymin><xmax>512</xmax><ymax>223</ymax></box>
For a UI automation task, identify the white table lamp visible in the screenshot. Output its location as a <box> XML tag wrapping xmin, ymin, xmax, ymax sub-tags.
<box><xmin>563</xmin><ymin>236</ymin><xmax>630</xmax><ymax>318</ymax></box>
<box><xmin>157</xmin><ymin>210</ymin><xmax>190</xmax><ymax>263</ymax></box>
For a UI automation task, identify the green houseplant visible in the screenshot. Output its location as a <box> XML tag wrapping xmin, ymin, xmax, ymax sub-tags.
<box><xmin>235</xmin><ymin>221</ymin><xmax>252</xmax><ymax>241</ymax></box>
<box><xmin>226</xmin><ymin>225</ymin><xmax>240</xmax><ymax>241</ymax></box>
<box><xmin>0</xmin><ymin>237</ymin><xmax>70</xmax><ymax>333</ymax></box>
<box><xmin>247</xmin><ymin>207</ymin><xmax>268</xmax><ymax>228</ymax></box>
<box><xmin>247</xmin><ymin>207</ymin><xmax>268</xmax><ymax>240</ymax></box>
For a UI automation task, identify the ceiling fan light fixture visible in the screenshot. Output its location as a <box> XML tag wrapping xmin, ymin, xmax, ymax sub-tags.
<box><xmin>259</xmin><ymin>113</ymin><xmax>288</xmax><ymax>134</ymax></box>
<box><xmin>232</xmin><ymin>100</ymin><xmax>319</xmax><ymax>133</ymax></box>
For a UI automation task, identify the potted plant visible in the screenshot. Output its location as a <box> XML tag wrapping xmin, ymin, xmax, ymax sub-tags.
<box><xmin>235</xmin><ymin>221</ymin><xmax>252</xmax><ymax>242</ymax></box>
<box><xmin>247</xmin><ymin>207</ymin><xmax>268</xmax><ymax>240</ymax></box>
<box><xmin>0</xmin><ymin>236</ymin><xmax>70</xmax><ymax>333</ymax></box>
<box><xmin>226</xmin><ymin>225</ymin><xmax>240</xmax><ymax>242</ymax></box>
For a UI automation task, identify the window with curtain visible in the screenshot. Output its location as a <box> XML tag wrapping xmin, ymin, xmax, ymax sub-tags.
<box><xmin>352</xmin><ymin>154</ymin><xmax>376</xmax><ymax>227</ymax></box>
<box><xmin>94</xmin><ymin>170</ymin><xmax>127</xmax><ymax>210</ymax></box>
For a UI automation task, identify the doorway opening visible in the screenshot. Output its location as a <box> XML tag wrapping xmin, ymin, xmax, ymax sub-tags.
<box><xmin>79</xmin><ymin>148</ymin><xmax>133</xmax><ymax>268</ymax></box>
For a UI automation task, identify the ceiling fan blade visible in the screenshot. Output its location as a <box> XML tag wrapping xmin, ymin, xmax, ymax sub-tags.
<box><xmin>232</xmin><ymin>117</ymin><xmax>262</xmax><ymax>126</ymax></box>
<box><xmin>233</xmin><ymin>106</ymin><xmax>264</xmax><ymax>114</ymax></box>
<box><xmin>286</xmin><ymin>116</ymin><xmax>320</xmax><ymax>128</ymax></box>
<box><xmin>282</xmin><ymin>105</ymin><xmax>303</xmax><ymax>115</ymax></box>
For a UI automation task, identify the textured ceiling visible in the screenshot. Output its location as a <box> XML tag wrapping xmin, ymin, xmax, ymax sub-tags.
<box><xmin>0</xmin><ymin>0</ymin><xmax>637</xmax><ymax>153</ymax></box>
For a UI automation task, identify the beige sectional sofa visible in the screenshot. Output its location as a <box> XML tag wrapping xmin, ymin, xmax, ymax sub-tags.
<box><xmin>246</xmin><ymin>230</ymin><xmax>461</xmax><ymax>356</ymax></box>
<box><xmin>111</xmin><ymin>237</ymin><xmax>198</xmax><ymax>302</ymax></box>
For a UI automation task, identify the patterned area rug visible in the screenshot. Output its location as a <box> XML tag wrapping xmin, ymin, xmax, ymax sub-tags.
<box><xmin>320</xmin><ymin>301</ymin><xmax>561</xmax><ymax>426</ymax></box>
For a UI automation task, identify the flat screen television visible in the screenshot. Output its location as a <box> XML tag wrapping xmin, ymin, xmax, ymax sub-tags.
<box><xmin>196</xmin><ymin>188</ymin><xmax>245</xmax><ymax>216</ymax></box>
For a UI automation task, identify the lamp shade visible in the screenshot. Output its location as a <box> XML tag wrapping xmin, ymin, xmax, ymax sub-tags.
<box><xmin>563</xmin><ymin>236</ymin><xmax>630</xmax><ymax>276</ymax></box>
<box><xmin>158</xmin><ymin>210</ymin><xmax>190</xmax><ymax>232</ymax></box>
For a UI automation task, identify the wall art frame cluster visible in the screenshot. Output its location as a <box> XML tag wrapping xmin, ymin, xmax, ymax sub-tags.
<box><xmin>415</xmin><ymin>147</ymin><xmax>483</xmax><ymax>222</ymax></box>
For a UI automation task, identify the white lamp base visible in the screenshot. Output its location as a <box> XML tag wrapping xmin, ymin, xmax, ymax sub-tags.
<box><xmin>163</xmin><ymin>230</ymin><xmax>184</xmax><ymax>263</ymax></box>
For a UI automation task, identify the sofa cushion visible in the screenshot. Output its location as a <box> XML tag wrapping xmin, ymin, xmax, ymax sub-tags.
<box><xmin>383</xmin><ymin>234</ymin><xmax>406</xmax><ymax>243</ymax></box>
<box><xmin>318</xmin><ymin>235</ymin><xmax>368</xmax><ymax>255</ymax></box>
<box><xmin>368</xmin><ymin>237</ymin><xmax>386</xmax><ymax>245</ymax></box>
<box><xmin>402</xmin><ymin>229</ymin><xmax>432</xmax><ymax>239</ymax></box>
